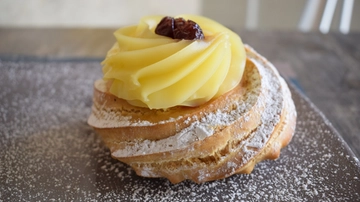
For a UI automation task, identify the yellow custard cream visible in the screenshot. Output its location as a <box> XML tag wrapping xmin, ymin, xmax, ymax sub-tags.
<box><xmin>102</xmin><ymin>15</ymin><xmax>246</xmax><ymax>109</ymax></box>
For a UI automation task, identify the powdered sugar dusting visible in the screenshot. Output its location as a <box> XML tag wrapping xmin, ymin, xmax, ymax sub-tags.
<box><xmin>113</xmin><ymin>122</ymin><xmax>214</xmax><ymax>157</ymax></box>
<box><xmin>111</xmin><ymin>62</ymin><xmax>262</xmax><ymax>158</ymax></box>
<box><xmin>88</xmin><ymin>102</ymin><xmax>155</xmax><ymax>128</ymax></box>
<box><xmin>1</xmin><ymin>58</ymin><xmax>359</xmax><ymax>201</ymax></box>
<box><xmin>88</xmin><ymin>80</ymin><xmax>183</xmax><ymax>128</ymax></box>
<box><xmin>111</xmin><ymin>46</ymin><xmax>289</xmax><ymax>177</ymax></box>
<box><xmin>88</xmin><ymin>108</ymin><xmax>153</xmax><ymax>127</ymax></box>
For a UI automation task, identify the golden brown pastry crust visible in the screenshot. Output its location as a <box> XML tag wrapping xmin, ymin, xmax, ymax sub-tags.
<box><xmin>88</xmin><ymin>45</ymin><xmax>297</xmax><ymax>183</ymax></box>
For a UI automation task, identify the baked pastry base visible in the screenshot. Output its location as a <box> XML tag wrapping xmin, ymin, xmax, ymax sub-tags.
<box><xmin>88</xmin><ymin>45</ymin><xmax>297</xmax><ymax>183</ymax></box>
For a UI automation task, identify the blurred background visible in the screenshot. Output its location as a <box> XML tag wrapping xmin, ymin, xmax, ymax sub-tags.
<box><xmin>1</xmin><ymin>0</ymin><xmax>360</xmax><ymax>161</ymax></box>
<box><xmin>0</xmin><ymin>0</ymin><xmax>359</xmax><ymax>33</ymax></box>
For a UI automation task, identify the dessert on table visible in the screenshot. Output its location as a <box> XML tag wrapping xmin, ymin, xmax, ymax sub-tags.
<box><xmin>88</xmin><ymin>15</ymin><xmax>297</xmax><ymax>183</ymax></box>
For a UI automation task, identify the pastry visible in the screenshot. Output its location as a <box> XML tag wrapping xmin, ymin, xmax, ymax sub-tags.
<box><xmin>88</xmin><ymin>15</ymin><xmax>296</xmax><ymax>183</ymax></box>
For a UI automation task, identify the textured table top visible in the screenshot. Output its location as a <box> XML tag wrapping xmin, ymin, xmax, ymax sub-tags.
<box><xmin>1</xmin><ymin>28</ymin><xmax>359</xmax><ymax>159</ymax></box>
<box><xmin>1</xmin><ymin>56</ymin><xmax>359</xmax><ymax>201</ymax></box>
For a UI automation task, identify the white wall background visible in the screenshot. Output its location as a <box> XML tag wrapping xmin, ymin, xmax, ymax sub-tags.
<box><xmin>0</xmin><ymin>0</ymin><xmax>202</xmax><ymax>27</ymax></box>
<box><xmin>0</xmin><ymin>0</ymin><xmax>359</xmax><ymax>32</ymax></box>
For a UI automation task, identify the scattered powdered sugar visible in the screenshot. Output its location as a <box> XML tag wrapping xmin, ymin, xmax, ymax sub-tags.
<box><xmin>112</xmin><ymin>66</ymin><xmax>261</xmax><ymax>157</ymax></box>
<box><xmin>88</xmin><ymin>108</ymin><xmax>153</xmax><ymax>127</ymax></box>
<box><xmin>88</xmin><ymin>103</ymin><xmax>155</xmax><ymax>128</ymax></box>
<box><xmin>235</xmin><ymin>56</ymin><xmax>284</xmax><ymax>157</ymax></box>
<box><xmin>88</xmin><ymin>82</ymin><xmax>183</xmax><ymax>128</ymax></box>
<box><xmin>111</xmin><ymin>46</ymin><xmax>289</xmax><ymax>180</ymax></box>
<box><xmin>1</xmin><ymin>57</ymin><xmax>359</xmax><ymax>201</ymax></box>
<box><xmin>113</xmin><ymin>121</ymin><xmax>214</xmax><ymax>157</ymax></box>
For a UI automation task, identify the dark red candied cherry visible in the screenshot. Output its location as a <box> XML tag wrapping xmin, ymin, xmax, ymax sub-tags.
<box><xmin>173</xmin><ymin>18</ymin><xmax>204</xmax><ymax>40</ymax></box>
<box><xmin>155</xmin><ymin>16</ymin><xmax>204</xmax><ymax>40</ymax></box>
<box><xmin>155</xmin><ymin>16</ymin><xmax>175</xmax><ymax>38</ymax></box>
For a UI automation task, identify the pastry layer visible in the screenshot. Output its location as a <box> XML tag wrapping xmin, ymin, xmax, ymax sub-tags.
<box><xmin>88</xmin><ymin>45</ymin><xmax>297</xmax><ymax>183</ymax></box>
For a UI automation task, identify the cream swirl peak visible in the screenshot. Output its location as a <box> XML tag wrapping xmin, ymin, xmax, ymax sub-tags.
<box><xmin>101</xmin><ymin>15</ymin><xmax>246</xmax><ymax>109</ymax></box>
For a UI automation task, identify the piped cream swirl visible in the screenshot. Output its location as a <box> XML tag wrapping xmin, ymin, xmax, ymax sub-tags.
<box><xmin>102</xmin><ymin>15</ymin><xmax>246</xmax><ymax>109</ymax></box>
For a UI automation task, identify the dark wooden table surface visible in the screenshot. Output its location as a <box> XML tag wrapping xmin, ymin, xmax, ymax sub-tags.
<box><xmin>1</xmin><ymin>28</ymin><xmax>359</xmax><ymax>158</ymax></box>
